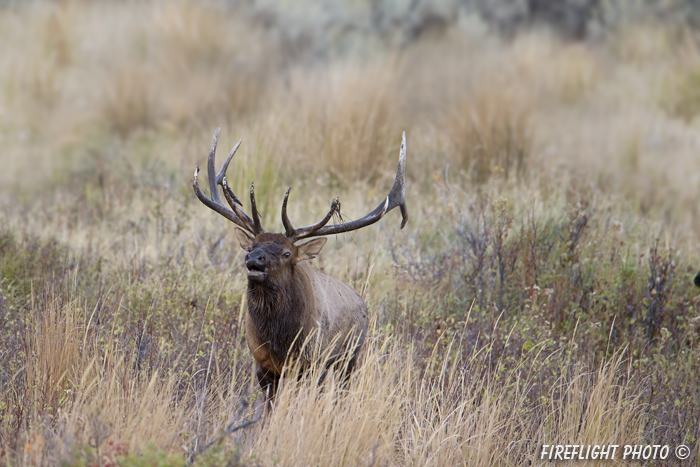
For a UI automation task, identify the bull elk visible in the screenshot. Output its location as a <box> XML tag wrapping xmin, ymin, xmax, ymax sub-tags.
<box><xmin>193</xmin><ymin>128</ymin><xmax>408</xmax><ymax>400</ymax></box>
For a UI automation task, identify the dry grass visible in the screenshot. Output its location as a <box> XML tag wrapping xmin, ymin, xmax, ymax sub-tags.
<box><xmin>1</xmin><ymin>1</ymin><xmax>700</xmax><ymax>466</ymax></box>
<box><xmin>14</xmin><ymin>304</ymin><xmax>646</xmax><ymax>466</ymax></box>
<box><xmin>447</xmin><ymin>88</ymin><xmax>531</xmax><ymax>183</ymax></box>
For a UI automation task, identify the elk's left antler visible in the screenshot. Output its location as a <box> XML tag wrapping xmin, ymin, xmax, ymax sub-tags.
<box><xmin>282</xmin><ymin>132</ymin><xmax>408</xmax><ymax>242</ymax></box>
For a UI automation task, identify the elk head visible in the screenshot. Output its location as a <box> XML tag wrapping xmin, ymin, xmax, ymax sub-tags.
<box><xmin>234</xmin><ymin>232</ymin><xmax>327</xmax><ymax>283</ymax></box>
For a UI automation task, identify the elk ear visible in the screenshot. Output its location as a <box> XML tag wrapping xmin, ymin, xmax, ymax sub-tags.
<box><xmin>296</xmin><ymin>238</ymin><xmax>327</xmax><ymax>261</ymax></box>
<box><xmin>235</xmin><ymin>228</ymin><xmax>254</xmax><ymax>251</ymax></box>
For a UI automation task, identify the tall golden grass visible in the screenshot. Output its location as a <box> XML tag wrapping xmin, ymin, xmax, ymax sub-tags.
<box><xmin>17</xmin><ymin>298</ymin><xmax>645</xmax><ymax>466</ymax></box>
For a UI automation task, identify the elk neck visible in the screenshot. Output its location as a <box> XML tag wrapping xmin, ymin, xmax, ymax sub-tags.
<box><xmin>246</xmin><ymin>265</ymin><xmax>313</xmax><ymax>360</ymax></box>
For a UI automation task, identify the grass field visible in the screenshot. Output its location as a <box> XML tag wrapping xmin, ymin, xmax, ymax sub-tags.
<box><xmin>1</xmin><ymin>1</ymin><xmax>700</xmax><ymax>465</ymax></box>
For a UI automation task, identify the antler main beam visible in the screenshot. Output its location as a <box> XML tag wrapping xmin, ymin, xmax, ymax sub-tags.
<box><xmin>193</xmin><ymin>128</ymin><xmax>264</xmax><ymax>236</ymax></box>
<box><xmin>282</xmin><ymin>132</ymin><xmax>408</xmax><ymax>242</ymax></box>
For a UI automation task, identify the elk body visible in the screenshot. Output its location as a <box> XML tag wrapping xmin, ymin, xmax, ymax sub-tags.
<box><xmin>193</xmin><ymin>129</ymin><xmax>408</xmax><ymax>399</ymax></box>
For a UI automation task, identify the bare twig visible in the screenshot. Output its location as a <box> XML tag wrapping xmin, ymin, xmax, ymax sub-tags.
<box><xmin>186</xmin><ymin>386</ymin><xmax>261</xmax><ymax>466</ymax></box>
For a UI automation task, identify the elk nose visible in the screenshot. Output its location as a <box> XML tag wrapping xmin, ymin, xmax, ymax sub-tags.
<box><xmin>245</xmin><ymin>250</ymin><xmax>266</xmax><ymax>269</ymax></box>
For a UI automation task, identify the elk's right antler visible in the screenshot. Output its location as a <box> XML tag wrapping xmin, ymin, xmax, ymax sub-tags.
<box><xmin>193</xmin><ymin>128</ymin><xmax>265</xmax><ymax>236</ymax></box>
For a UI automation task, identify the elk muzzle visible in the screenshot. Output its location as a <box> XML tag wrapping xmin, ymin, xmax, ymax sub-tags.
<box><xmin>245</xmin><ymin>249</ymin><xmax>267</xmax><ymax>281</ymax></box>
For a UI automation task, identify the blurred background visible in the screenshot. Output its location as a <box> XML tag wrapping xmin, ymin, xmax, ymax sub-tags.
<box><xmin>2</xmin><ymin>0</ymin><xmax>700</xmax><ymax>465</ymax></box>
<box><xmin>1</xmin><ymin>0</ymin><xmax>700</xmax><ymax>239</ymax></box>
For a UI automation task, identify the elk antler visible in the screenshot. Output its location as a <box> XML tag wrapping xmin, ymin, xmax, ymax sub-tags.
<box><xmin>282</xmin><ymin>132</ymin><xmax>408</xmax><ymax>242</ymax></box>
<box><xmin>193</xmin><ymin>128</ymin><xmax>265</xmax><ymax>236</ymax></box>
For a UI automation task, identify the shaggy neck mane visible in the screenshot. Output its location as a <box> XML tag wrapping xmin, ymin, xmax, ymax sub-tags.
<box><xmin>247</xmin><ymin>272</ymin><xmax>305</xmax><ymax>359</ymax></box>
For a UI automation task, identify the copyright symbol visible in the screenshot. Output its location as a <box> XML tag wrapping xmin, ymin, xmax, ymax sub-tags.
<box><xmin>675</xmin><ymin>445</ymin><xmax>690</xmax><ymax>460</ymax></box>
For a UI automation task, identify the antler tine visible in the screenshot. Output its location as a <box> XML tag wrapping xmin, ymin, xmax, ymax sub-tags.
<box><xmin>250</xmin><ymin>182</ymin><xmax>265</xmax><ymax>234</ymax></box>
<box><xmin>286</xmin><ymin>197</ymin><xmax>340</xmax><ymax>241</ymax></box>
<box><xmin>194</xmin><ymin>167</ymin><xmax>245</xmax><ymax>226</ymax></box>
<box><xmin>193</xmin><ymin>128</ymin><xmax>264</xmax><ymax>236</ymax></box>
<box><xmin>290</xmin><ymin>132</ymin><xmax>408</xmax><ymax>241</ymax></box>
<box><xmin>215</xmin><ymin>138</ymin><xmax>244</xmax><ymax>204</ymax></box>
<box><xmin>281</xmin><ymin>187</ymin><xmax>295</xmax><ymax>237</ymax></box>
<box><xmin>387</xmin><ymin>131</ymin><xmax>408</xmax><ymax>228</ymax></box>
<box><xmin>222</xmin><ymin>176</ymin><xmax>255</xmax><ymax>231</ymax></box>
<box><xmin>205</xmin><ymin>128</ymin><xmax>223</xmax><ymax>204</ymax></box>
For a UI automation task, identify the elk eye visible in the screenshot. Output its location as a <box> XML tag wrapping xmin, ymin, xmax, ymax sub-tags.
<box><xmin>283</xmin><ymin>252</ymin><xmax>291</xmax><ymax>259</ymax></box>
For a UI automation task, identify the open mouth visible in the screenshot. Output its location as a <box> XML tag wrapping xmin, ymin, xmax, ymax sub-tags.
<box><xmin>247</xmin><ymin>266</ymin><xmax>266</xmax><ymax>281</ymax></box>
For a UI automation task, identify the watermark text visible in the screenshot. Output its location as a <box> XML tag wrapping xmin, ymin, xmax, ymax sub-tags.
<box><xmin>540</xmin><ymin>444</ymin><xmax>688</xmax><ymax>461</ymax></box>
